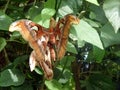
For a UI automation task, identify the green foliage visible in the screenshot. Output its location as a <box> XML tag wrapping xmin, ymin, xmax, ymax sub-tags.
<box><xmin>0</xmin><ymin>11</ymin><xmax>12</xmax><ymax>30</ymax></box>
<box><xmin>67</xmin><ymin>42</ymin><xmax>78</xmax><ymax>54</ymax></box>
<box><xmin>81</xmin><ymin>73</ymin><xmax>115</xmax><ymax>90</ymax></box>
<box><xmin>0</xmin><ymin>0</ymin><xmax>120</xmax><ymax>90</ymax></box>
<box><xmin>44</xmin><ymin>0</ymin><xmax>56</xmax><ymax>9</ymax></box>
<box><xmin>0</xmin><ymin>69</ymin><xmax>25</xmax><ymax>87</ymax></box>
<box><xmin>45</xmin><ymin>80</ymin><xmax>62</xmax><ymax>90</ymax></box>
<box><xmin>101</xmin><ymin>23</ymin><xmax>120</xmax><ymax>47</ymax></box>
<box><xmin>73</xmin><ymin>19</ymin><xmax>103</xmax><ymax>49</ymax></box>
<box><xmin>85</xmin><ymin>0</ymin><xmax>99</xmax><ymax>6</ymax></box>
<box><xmin>103</xmin><ymin>0</ymin><xmax>120</xmax><ymax>33</ymax></box>
<box><xmin>0</xmin><ymin>37</ymin><xmax>7</xmax><ymax>52</ymax></box>
<box><xmin>33</xmin><ymin>8</ymin><xmax>55</xmax><ymax>28</ymax></box>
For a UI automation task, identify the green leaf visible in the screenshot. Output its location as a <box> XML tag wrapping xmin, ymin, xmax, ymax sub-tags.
<box><xmin>86</xmin><ymin>0</ymin><xmax>99</xmax><ymax>6</ymax></box>
<box><xmin>58</xmin><ymin>0</ymin><xmax>82</xmax><ymax>16</ymax></box>
<box><xmin>103</xmin><ymin>0</ymin><xmax>120</xmax><ymax>33</ymax></box>
<box><xmin>93</xmin><ymin>46</ymin><xmax>105</xmax><ymax>63</ymax></box>
<box><xmin>67</xmin><ymin>42</ymin><xmax>77</xmax><ymax>54</ymax></box>
<box><xmin>13</xmin><ymin>55</ymin><xmax>28</xmax><ymax>66</ymax></box>
<box><xmin>0</xmin><ymin>37</ymin><xmax>7</xmax><ymax>52</ymax></box>
<box><xmin>115</xmin><ymin>51</ymin><xmax>120</xmax><ymax>57</ymax></box>
<box><xmin>0</xmin><ymin>11</ymin><xmax>12</xmax><ymax>30</ymax></box>
<box><xmin>88</xmin><ymin>73</ymin><xmax>115</xmax><ymax>90</ymax></box>
<box><xmin>101</xmin><ymin>23</ymin><xmax>120</xmax><ymax>47</ymax></box>
<box><xmin>11</xmin><ymin>83</ymin><xmax>33</xmax><ymax>90</ymax></box>
<box><xmin>9</xmin><ymin>31</ymin><xmax>27</xmax><ymax>44</ymax></box>
<box><xmin>41</xmin><ymin>8</ymin><xmax>55</xmax><ymax>19</ymax></box>
<box><xmin>60</xmin><ymin>56</ymin><xmax>75</xmax><ymax>67</ymax></box>
<box><xmin>33</xmin><ymin>8</ymin><xmax>55</xmax><ymax>28</ymax></box>
<box><xmin>89</xmin><ymin>5</ymin><xmax>108</xmax><ymax>24</ymax></box>
<box><xmin>73</xmin><ymin>19</ymin><xmax>103</xmax><ymax>49</ymax></box>
<box><xmin>0</xmin><ymin>69</ymin><xmax>25</xmax><ymax>87</ymax></box>
<box><xmin>45</xmin><ymin>79</ymin><xmax>62</xmax><ymax>90</ymax></box>
<box><xmin>28</xmin><ymin>5</ymin><xmax>43</xmax><ymax>20</ymax></box>
<box><xmin>70</xmin><ymin>28</ymin><xmax>85</xmax><ymax>47</ymax></box>
<box><xmin>84</xmin><ymin>18</ymin><xmax>100</xmax><ymax>28</ymax></box>
<box><xmin>58</xmin><ymin>5</ymin><xmax>73</xmax><ymax>17</ymax></box>
<box><xmin>59</xmin><ymin>70</ymin><xmax>72</xmax><ymax>84</ymax></box>
<box><xmin>44</xmin><ymin>0</ymin><xmax>55</xmax><ymax>9</ymax></box>
<box><xmin>34</xmin><ymin>67</ymin><xmax>43</xmax><ymax>75</ymax></box>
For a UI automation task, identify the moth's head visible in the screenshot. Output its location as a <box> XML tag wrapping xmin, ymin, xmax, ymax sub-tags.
<box><xmin>65</xmin><ymin>14</ymin><xmax>80</xmax><ymax>24</ymax></box>
<box><xmin>9</xmin><ymin>19</ymin><xmax>32</xmax><ymax>32</ymax></box>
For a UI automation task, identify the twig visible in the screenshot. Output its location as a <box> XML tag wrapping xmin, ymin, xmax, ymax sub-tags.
<box><xmin>33</xmin><ymin>0</ymin><xmax>37</xmax><ymax>6</ymax></box>
<box><xmin>3</xmin><ymin>0</ymin><xmax>11</xmax><ymax>13</ymax></box>
<box><xmin>72</xmin><ymin>60</ymin><xmax>81</xmax><ymax>90</ymax></box>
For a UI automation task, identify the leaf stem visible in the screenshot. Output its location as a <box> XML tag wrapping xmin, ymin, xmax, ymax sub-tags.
<box><xmin>3</xmin><ymin>0</ymin><xmax>11</xmax><ymax>13</ymax></box>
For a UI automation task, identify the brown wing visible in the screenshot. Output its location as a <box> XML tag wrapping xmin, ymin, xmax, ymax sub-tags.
<box><xmin>54</xmin><ymin>15</ymin><xmax>80</xmax><ymax>60</ymax></box>
<box><xmin>28</xmin><ymin>21</ymin><xmax>54</xmax><ymax>79</ymax></box>
<box><xmin>9</xmin><ymin>20</ymin><xmax>53</xmax><ymax>80</ymax></box>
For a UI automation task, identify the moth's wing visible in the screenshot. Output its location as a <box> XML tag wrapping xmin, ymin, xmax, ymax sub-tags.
<box><xmin>30</xmin><ymin>22</ymin><xmax>54</xmax><ymax>79</ymax></box>
<box><xmin>37</xmin><ymin>35</ymin><xmax>53</xmax><ymax>79</ymax></box>
<box><xmin>29</xmin><ymin>50</ymin><xmax>37</xmax><ymax>71</ymax></box>
<box><xmin>54</xmin><ymin>15</ymin><xmax>79</xmax><ymax>60</ymax></box>
<box><xmin>54</xmin><ymin>18</ymin><xmax>67</xmax><ymax>60</ymax></box>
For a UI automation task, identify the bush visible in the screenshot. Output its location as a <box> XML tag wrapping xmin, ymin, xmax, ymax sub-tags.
<box><xmin>0</xmin><ymin>0</ymin><xmax>120</xmax><ymax>90</ymax></box>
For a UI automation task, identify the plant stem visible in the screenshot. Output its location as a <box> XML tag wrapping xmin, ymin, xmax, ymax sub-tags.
<box><xmin>57</xmin><ymin>56</ymin><xmax>68</xmax><ymax>80</ymax></box>
<box><xmin>3</xmin><ymin>0</ymin><xmax>10</xmax><ymax>13</ymax></box>
<box><xmin>3</xmin><ymin>48</ymin><xmax>10</xmax><ymax>64</ymax></box>
<box><xmin>33</xmin><ymin>0</ymin><xmax>37</xmax><ymax>6</ymax></box>
<box><xmin>38</xmin><ymin>77</ymin><xmax>45</xmax><ymax>90</ymax></box>
<box><xmin>54</xmin><ymin>0</ymin><xmax>62</xmax><ymax>18</ymax></box>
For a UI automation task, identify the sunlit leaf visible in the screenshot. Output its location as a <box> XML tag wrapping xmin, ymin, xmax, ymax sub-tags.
<box><xmin>67</xmin><ymin>42</ymin><xmax>77</xmax><ymax>54</ymax></box>
<box><xmin>33</xmin><ymin>8</ymin><xmax>55</xmax><ymax>28</ymax></box>
<box><xmin>103</xmin><ymin>0</ymin><xmax>120</xmax><ymax>33</ymax></box>
<box><xmin>0</xmin><ymin>69</ymin><xmax>25</xmax><ymax>87</ymax></box>
<box><xmin>70</xmin><ymin>28</ymin><xmax>85</xmax><ymax>47</ymax></box>
<box><xmin>34</xmin><ymin>67</ymin><xmax>43</xmax><ymax>75</ymax></box>
<box><xmin>58</xmin><ymin>5</ymin><xmax>73</xmax><ymax>17</ymax></box>
<box><xmin>0</xmin><ymin>37</ymin><xmax>7</xmax><ymax>52</ymax></box>
<box><xmin>45</xmin><ymin>79</ymin><xmax>62</xmax><ymax>90</ymax></box>
<box><xmin>44</xmin><ymin>0</ymin><xmax>55</xmax><ymax>9</ymax></box>
<box><xmin>84</xmin><ymin>18</ymin><xmax>100</xmax><ymax>28</ymax></box>
<box><xmin>73</xmin><ymin>19</ymin><xmax>103</xmax><ymax>49</ymax></box>
<box><xmin>41</xmin><ymin>8</ymin><xmax>55</xmax><ymax>17</ymax></box>
<box><xmin>58</xmin><ymin>0</ymin><xmax>82</xmax><ymax>16</ymax></box>
<box><xmin>86</xmin><ymin>0</ymin><xmax>99</xmax><ymax>6</ymax></box>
